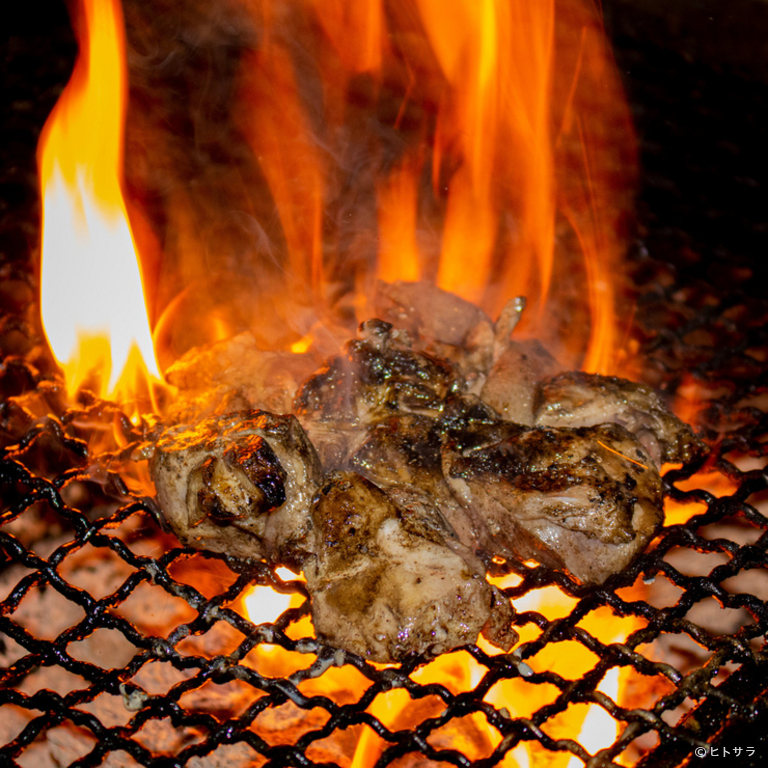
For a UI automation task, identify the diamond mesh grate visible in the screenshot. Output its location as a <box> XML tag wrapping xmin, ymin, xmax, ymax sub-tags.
<box><xmin>3</xmin><ymin>3</ymin><xmax>768</xmax><ymax>767</ymax></box>
<box><xmin>1</xmin><ymin>265</ymin><xmax>767</xmax><ymax>767</ymax></box>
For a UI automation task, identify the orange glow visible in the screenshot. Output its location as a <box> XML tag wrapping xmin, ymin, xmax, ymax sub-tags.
<box><xmin>225</xmin><ymin>0</ymin><xmax>636</xmax><ymax>372</ymax></box>
<box><xmin>242</xmin><ymin>566</ymin><xmax>302</xmax><ymax>627</ymax></box>
<box><xmin>426</xmin><ymin>0</ymin><xmax>556</xmax><ymax>312</ymax></box>
<box><xmin>313</xmin><ymin>0</ymin><xmax>384</xmax><ymax>74</ymax></box>
<box><xmin>38</xmin><ymin>0</ymin><xmax>161</xmax><ymax>410</ymax></box>
<box><xmin>238</xmin><ymin>35</ymin><xmax>325</xmax><ymax>302</ymax></box>
<box><xmin>479</xmin><ymin>578</ymin><xmax>642</xmax><ymax>766</ymax></box>
<box><xmin>238</xmin><ymin>568</ymin><xmax>643</xmax><ymax>765</ymax></box>
<box><xmin>377</xmin><ymin>155</ymin><xmax>423</xmax><ymax>284</ymax></box>
<box><xmin>243</xmin><ymin>584</ymin><xmax>293</xmax><ymax>627</ymax></box>
<box><xmin>289</xmin><ymin>334</ymin><xmax>314</xmax><ymax>354</ymax></box>
<box><xmin>597</xmin><ymin>440</ymin><xmax>650</xmax><ymax>469</ymax></box>
<box><xmin>664</xmin><ymin>471</ymin><xmax>740</xmax><ymax>527</ymax></box>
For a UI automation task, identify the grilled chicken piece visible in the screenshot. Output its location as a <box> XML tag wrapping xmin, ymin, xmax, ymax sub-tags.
<box><xmin>371</xmin><ymin>280</ymin><xmax>492</xmax><ymax>348</ymax></box>
<box><xmin>347</xmin><ymin>412</ymin><xmax>486</xmax><ymax>558</ymax></box>
<box><xmin>441</xmin><ymin>400</ymin><xmax>663</xmax><ymax>584</ymax></box>
<box><xmin>480</xmin><ymin>339</ymin><xmax>561</xmax><ymax>426</ymax></box>
<box><xmin>305</xmin><ymin>471</ymin><xmax>516</xmax><ymax>662</ymax></box>
<box><xmin>294</xmin><ymin>319</ymin><xmax>460</xmax><ymax>468</ymax></box>
<box><xmin>535</xmin><ymin>372</ymin><xmax>705</xmax><ymax>467</ymax></box>
<box><xmin>151</xmin><ymin>410</ymin><xmax>322</xmax><ymax>569</ymax></box>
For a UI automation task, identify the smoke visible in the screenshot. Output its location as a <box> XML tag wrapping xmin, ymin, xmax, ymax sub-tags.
<box><xmin>121</xmin><ymin>0</ymin><xmax>637</xmax><ymax>373</ymax></box>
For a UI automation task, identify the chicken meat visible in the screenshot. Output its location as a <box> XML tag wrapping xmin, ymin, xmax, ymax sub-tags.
<box><xmin>441</xmin><ymin>398</ymin><xmax>663</xmax><ymax>584</ymax></box>
<box><xmin>535</xmin><ymin>371</ymin><xmax>705</xmax><ymax>467</ymax></box>
<box><xmin>294</xmin><ymin>318</ymin><xmax>460</xmax><ymax>469</ymax></box>
<box><xmin>150</xmin><ymin>289</ymin><xmax>707</xmax><ymax>660</ymax></box>
<box><xmin>151</xmin><ymin>410</ymin><xmax>323</xmax><ymax>569</ymax></box>
<box><xmin>304</xmin><ymin>471</ymin><xmax>516</xmax><ymax>662</ymax></box>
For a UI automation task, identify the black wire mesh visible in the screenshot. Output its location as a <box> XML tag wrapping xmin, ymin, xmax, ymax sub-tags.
<box><xmin>3</xmin><ymin>3</ymin><xmax>768</xmax><ymax>767</ymax></box>
<box><xmin>2</xmin><ymin>261</ymin><xmax>768</xmax><ymax>768</ymax></box>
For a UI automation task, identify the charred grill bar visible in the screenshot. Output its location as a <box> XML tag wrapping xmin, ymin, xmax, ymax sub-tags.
<box><xmin>2</xmin><ymin>1</ymin><xmax>768</xmax><ymax>766</ymax></box>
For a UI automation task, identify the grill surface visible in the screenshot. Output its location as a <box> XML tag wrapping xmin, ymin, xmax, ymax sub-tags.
<box><xmin>2</xmin><ymin>307</ymin><xmax>767</xmax><ymax>767</ymax></box>
<box><xmin>2</xmin><ymin>2</ymin><xmax>768</xmax><ymax>766</ymax></box>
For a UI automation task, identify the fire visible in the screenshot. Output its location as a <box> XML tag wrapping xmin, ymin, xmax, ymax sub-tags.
<box><xmin>239</xmin><ymin>569</ymin><xmax>644</xmax><ymax>765</ymax></box>
<box><xmin>38</xmin><ymin>0</ymin><xmax>161</xmax><ymax>411</ymax></box>
<box><xmin>232</xmin><ymin>10</ymin><xmax>643</xmax><ymax>753</ymax></box>
<box><xmin>224</xmin><ymin>0</ymin><xmax>636</xmax><ymax>373</ymax></box>
<box><xmin>37</xmin><ymin>0</ymin><xmax>637</xmax><ymax>389</ymax></box>
<box><xmin>39</xmin><ymin>0</ymin><xmax>648</xmax><ymax>761</ymax></box>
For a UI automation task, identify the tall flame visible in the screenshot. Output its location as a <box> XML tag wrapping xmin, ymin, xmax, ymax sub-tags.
<box><xmin>38</xmin><ymin>0</ymin><xmax>160</xmax><ymax>406</ymax></box>
<box><xmin>219</xmin><ymin>0</ymin><xmax>637</xmax><ymax>374</ymax></box>
<box><xmin>35</xmin><ymin>0</ymin><xmax>645</xmax><ymax>759</ymax></box>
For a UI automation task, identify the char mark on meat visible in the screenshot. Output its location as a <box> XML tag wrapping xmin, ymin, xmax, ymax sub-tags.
<box><xmin>441</xmin><ymin>399</ymin><xmax>663</xmax><ymax>584</ymax></box>
<box><xmin>305</xmin><ymin>471</ymin><xmax>516</xmax><ymax>663</ymax></box>
<box><xmin>294</xmin><ymin>319</ymin><xmax>461</xmax><ymax>469</ymax></box>
<box><xmin>535</xmin><ymin>371</ymin><xmax>705</xmax><ymax>467</ymax></box>
<box><xmin>149</xmin><ymin>291</ymin><xmax>708</xmax><ymax>659</ymax></box>
<box><xmin>151</xmin><ymin>410</ymin><xmax>322</xmax><ymax>569</ymax></box>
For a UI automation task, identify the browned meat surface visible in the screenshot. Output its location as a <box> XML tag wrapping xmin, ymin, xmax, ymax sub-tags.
<box><xmin>480</xmin><ymin>339</ymin><xmax>561</xmax><ymax>425</ymax></box>
<box><xmin>441</xmin><ymin>400</ymin><xmax>663</xmax><ymax>584</ymax></box>
<box><xmin>151</xmin><ymin>410</ymin><xmax>323</xmax><ymax>569</ymax></box>
<box><xmin>304</xmin><ymin>471</ymin><xmax>516</xmax><ymax>662</ymax></box>
<box><xmin>294</xmin><ymin>319</ymin><xmax>460</xmax><ymax>468</ymax></box>
<box><xmin>346</xmin><ymin>413</ymin><xmax>483</xmax><ymax>554</ymax></box>
<box><xmin>371</xmin><ymin>285</ymin><xmax>540</xmax><ymax>399</ymax></box>
<box><xmin>295</xmin><ymin>319</ymin><xmax>459</xmax><ymax>421</ymax></box>
<box><xmin>535</xmin><ymin>372</ymin><xmax>705</xmax><ymax>467</ymax></box>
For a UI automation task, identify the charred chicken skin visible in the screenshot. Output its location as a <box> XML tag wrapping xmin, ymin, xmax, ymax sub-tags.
<box><xmin>305</xmin><ymin>471</ymin><xmax>516</xmax><ymax>662</ymax></box>
<box><xmin>151</xmin><ymin>411</ymin><xmax>322</xmax><ymax>569</ymax></box>
<box><xmin>151</xmin><ymin>296</ymin><xmax>705</xmax><ymax>660</ymax></box>
<box><xmin>534</xmin><ymin>371</ymin><xmax>705</xmax><ymax>467</ymax></box>
<box><xmin>293</xmin><ymin>318</ymin><xmax>459</xmax><ymax>470</ymax></box>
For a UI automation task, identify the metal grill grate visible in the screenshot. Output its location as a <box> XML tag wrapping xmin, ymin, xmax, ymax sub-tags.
<box><xmin>3</xmin><ymin>3</ymin><xmax>768</xmax><ymax>767</ymax></box>
<box><xmin>2</xmin><ymin>265</ymin><xmax>767</xmax><ymax>767</ymax></box>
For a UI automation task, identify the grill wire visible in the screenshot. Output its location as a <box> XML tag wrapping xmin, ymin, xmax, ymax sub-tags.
<box><xmin>3</xmin><ymin>4</ymin><xmax>768</xmax><ymax>768</ymax></box>
<box><xmin>1</xmin><ymin>291</ymin><xmax>767</xmax><ymax>768</ymax></box>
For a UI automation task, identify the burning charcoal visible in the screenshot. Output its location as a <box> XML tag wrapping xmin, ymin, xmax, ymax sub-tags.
<box><xmin>294</xmin><ymin>319</ymin><xmax>460</xmax><ymax>468</ymax></box>
<box><xmin>151</xmin><ymin>410</ymin><xmax>322</xmax><ymax>569</ymax></box>
<box><xmin>534</xmin><ymin>372</ymin><xmax>705</xmax><ymax>467</ymax></box>
<box><xmin>442</xmin><ymin>413</ymin><xmax>664</xmax><ymax>585</ymax></box>
<box><xmin>304</xmin><ymin>471</ymin><xmax>516</xmax><ymax>663</ymax></box>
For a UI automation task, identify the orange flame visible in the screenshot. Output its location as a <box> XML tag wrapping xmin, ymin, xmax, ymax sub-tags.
<box><xmin>221</xmin><ymin>0</ymin><xmax>637</xmax><ymax>372</ymax></box>
<box><xmin>239</xmin><ymin>571</ymin><xmax>643</xmax><ymax>765</ymax></box>
<box><xmin>38</xmin><ymin>0</ymin><xmax>646</xmax><ymax>759</ymax></box>
<box><xmin>38</xmin><ymin>0</ymin><xmax>161</xmax><ymax>410</ymax></box>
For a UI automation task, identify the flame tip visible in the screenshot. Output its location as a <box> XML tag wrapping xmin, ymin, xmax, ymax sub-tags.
<box><xmin>39</xmin><ymin>0</ymin><xmax>164</xmax><ymax>415</ymax></box>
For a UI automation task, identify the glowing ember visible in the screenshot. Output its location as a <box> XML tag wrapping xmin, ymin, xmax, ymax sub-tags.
<box><xmin>38</xmin><ymin>0</ymin><xmax>160</xmax><ymax>408</ymax></box>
